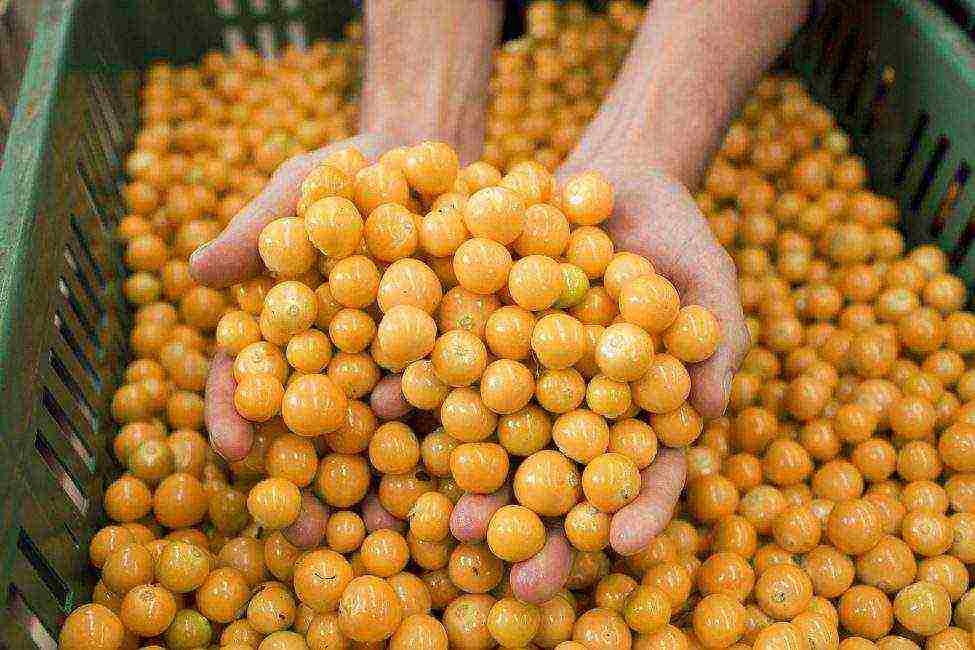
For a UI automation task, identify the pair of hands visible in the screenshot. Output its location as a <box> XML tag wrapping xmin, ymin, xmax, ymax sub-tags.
<box><xmin>191</xmin><ymin>132</ymin><xmax>748</xmax><ymax>598</ymax></box>
<box><xmin>186</xmin><ymin>0</ymin><xmax>816</xmax><ymax>601</ymax></box>
<box><xmin>193</xmin><ymin>133</ymin><xmax>749</xmax><ymax>414</ymax></box>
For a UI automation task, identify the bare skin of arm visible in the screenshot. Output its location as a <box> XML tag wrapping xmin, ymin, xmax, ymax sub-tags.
<box><xmin>360</xmin><ymin>0</ymin><xmax>502</xmax><ymax>164</ymax></box>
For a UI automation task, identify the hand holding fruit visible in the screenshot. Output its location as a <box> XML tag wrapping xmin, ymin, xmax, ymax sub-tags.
<box><xmin>558</xmin><ymin>150</ymin><xmax>751</xmax><ymax>419</ymax></box>
<box><xmin>191</xmin><ymin>138</ymin><xmax>722</xmax><ymax>607</ymax></box>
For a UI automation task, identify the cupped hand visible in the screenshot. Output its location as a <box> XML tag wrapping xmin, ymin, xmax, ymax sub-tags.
<box><xmin>487</xmin><ymin>145</ymin><xmax>751</xmax><ymax>601</ymax></box>
<box><xmin>557</xmin><ymin>152</ymin><xmax>750</xmax><ymax>419</ymax></box>
<box><xmin>188</xmin><ymin>133</ymin><xmax>399</xmax><ymax>289</ymax></box>
<box><xmin>195</xmin><ymin>134</ymin><xmax>399</xmax><ymax>461</ymax></box>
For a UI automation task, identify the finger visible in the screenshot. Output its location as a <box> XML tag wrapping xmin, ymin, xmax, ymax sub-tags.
<box><xmin>283</xmin><ymin>491</ymin><xmax>329</xmax><ymax>549</ymax></box>
<box><xmin>204</xmin><ymin>350</ymin><xmax>254</xmax><ymax>462</ymax></box>
<box><xmin>369</xmin><ymin>373</ymin><xmax>413</xmax><ymax>421</ymax></box>
<box><xmin>680</xmin><ymin>248</ymin><xmax>750</xmax><ymax>418</ymax></box>
<box><xmin>448</xmin><ymin>486</ymin><xmax>512</xmax><ymax>543</ymax></box>
<box><xmin>508</xmin><ymin>526</ymin><xmax>573</xmax><ymax>604</ymax></box>
<box><xmin>361</xmin><ymin>492</ymin><xmax>406</xmax><ymax>533</ymax></box>
<box><xmin>609</xmin><ymin>448</ymin><xmax>687</xmax><ymax>556</ymax></box>
<box><xmin>189</xmin><ymin>133</ymin><xmax>394</xmax><ymax>288</ymax></box>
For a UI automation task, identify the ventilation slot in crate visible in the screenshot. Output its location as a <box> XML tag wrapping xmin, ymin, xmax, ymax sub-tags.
<box><xmin>35</xmin><ymin>434</ymin><xmax>88</xmax><ymax>516</ymax></box>
<box><xmin>75</xmin><ymin>159</ymin><xmax>111</xmax><ymax>233</ymax></box>
<box><xmin>223</xmin><ymin>25</ymin><xmax>246</xmax><ymax>52</ymax></box>
<box><xmin>287</xmin><ymin>21</ymin><xmax>308</xmax><ymax>50</ymax></box>
<box><xmin>66</xmin><ymin>225</ymin><xmax>106</xmax><ymax>293</ymax></box>
<box><xmin>17</xmin><ymin>528</ymin><xmax>70</xmax><ymax>610</ymax></box>
<box><xmin>48</xmin><ymin>349</ymin><xmax>97</xmax><ymax>436</ymax></box>
<box><xmin>6</xmin><ymin>585</ymin><xmax>57</xmax><ymax>650</ymax></box>
<box><xmin>863</xmin><ymin>65</ymin><xmax>896</xmax><ymax>136</ymax></box>
<box><xmin>215</xmin><ymin>0</ymin><xmax>317</xmax><ymax>54</ymax></box>
<box><xmin>951</xmin><ymin>214</ymin><xmax>975</xmax><ymax>269</ymax></box>
<box><xmin>256</xmin><ymin>23</ymin><xmax>277</xmax><ymax>56</ymax></box>
<box><xmin>895</xmin><ymin>113</ymin><xmax>931</xmax><ymax>185</ymax></box>
<box><xmin>932</xmin><ymin>163</ymin><xmax>971</xmax><ymax>238</ymax></box>
<box><xmin>53</xmin><ymin>310</ymin><xmax>100</xmax><ymax>396</ymax></box>
<box><xmin>57</xmin><ymin>279</ymin><xmax>99</xmax><ymax>355</ymax></box>
<box><xmin>910</xmin><ymin>136</ymin><xmax>951</xmax><ymax>212</ymax></box>
<box><xmin>41</xmin><ymin>388</ymin><xmax>95</xmax><ymax>474</ymax></box>
<box><xmin>215</xmin><ymin>0</ymin><xmax>240</xmax><ymax>16</ymax></box>
<box><xmin>62</xmin><ymin>247</ymin><xmax>105</xmax><ymax>320</ymax></box>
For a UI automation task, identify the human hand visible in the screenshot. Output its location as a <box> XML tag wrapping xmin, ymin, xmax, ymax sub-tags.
<box><xmin>557</xmin><ymin>153</ymin><xmax>751</xmax><ymax>419</ymax></box>
<box><xmin>196</xmin><ymin>134</ymin><xmax>424</xmax><ymax>464</ymax></box>
<box><xmin>476</xmin><ymin>144</ymin><xmax>746</xmax><ymax>602</ymax></box>
<box><xmin>189</xmin><ymin>134</ymin><xmax>397</xmax><ymax>289</ymax></box>
<box><xmin>447</xmin><ymin>449</ymin><xmax>686</xmax><ymax>603</ymax></box>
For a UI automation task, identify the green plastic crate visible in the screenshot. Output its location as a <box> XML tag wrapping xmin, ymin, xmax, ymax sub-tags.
<box><xmin>0</xmin><ymin>0</ymin><xmax>973</xmax><ymax>646</ymax></box>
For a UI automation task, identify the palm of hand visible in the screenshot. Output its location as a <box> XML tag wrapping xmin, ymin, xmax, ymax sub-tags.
<box><xmin>559</xmin><ymin>156</ymin><xmax>750</xmax><ymax>419</ymax></box>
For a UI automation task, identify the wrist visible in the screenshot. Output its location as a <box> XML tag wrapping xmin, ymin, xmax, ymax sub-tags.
<box><xmin>360</xmin><ymin>0</ymin><xmax>502</xmax><ymax>163</ymax></box>
<box><xmin>558</xmin><ymin>91</ymin><xmax>659</xmax><ymax>182</ymax></box>
<box><xmin>359</xmin><ymin>90</ymin><xmax>487</xmax><ymax>163</ymax></box>
<box><xmin>563</xmin><ymin>0</ymin><xmax>810</xmax><ymax>188</ymax></box>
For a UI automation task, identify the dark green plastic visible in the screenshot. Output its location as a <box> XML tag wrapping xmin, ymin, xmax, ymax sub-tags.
<box><xmin>0</xmin><ymin>0</ymin><xmax>973</xmax><ymax>646</ymax></box>
<box><xmin>790</xmin><ymin>0</ymin><xmax>975</xmax><ymax>274</ymax></box>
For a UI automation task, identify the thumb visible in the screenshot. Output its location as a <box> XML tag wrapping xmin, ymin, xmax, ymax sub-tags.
<box><xmin>681</xmin><ymin>246</ymin><xmax>750</xmax><ymax>418</ymax></box>
<box><xmin>189</xmin><ymin>133</ymin><xmax>396</xmax><ymax>288</ymax></box>
<box><xmin>597</xmin><ymin>169</ymin><xmax>750</xmax><ymax>419</ymax></box>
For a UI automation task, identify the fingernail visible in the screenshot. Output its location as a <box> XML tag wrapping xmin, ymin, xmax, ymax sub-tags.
<box><xmin>190</xmin><ymin>241</ymin><xmax>211</xmax><ymax>262</ymax></box>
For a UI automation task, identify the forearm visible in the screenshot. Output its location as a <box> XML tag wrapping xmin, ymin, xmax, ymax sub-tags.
<box><xmin>361</xmin><ymin>0</ymin><xmax>503</xmax><ymax>163</ymax></box>
<box><xmin>568</xmin><ymin>0</ymin><xmax>809</xmax><ymax>187</ymax></box>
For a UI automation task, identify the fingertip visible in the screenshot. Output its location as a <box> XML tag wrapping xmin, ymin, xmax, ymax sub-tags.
<box><xmin>283</xmin><ymin>492</ymin><xmax>329</xmax><ymax>549</ymax></box>
<box><xmin>654</xmin><ymin>446</ymin><xmax>688</xmax><ymax>475</ymax></box>
<box><xmin>205</xmin><ymin>351</ymin><xmax>255</xmax><ymax>462</ymax></box>
<box><xmin>687</xmin><ymin>353</ymin><xmax>732</xmax><ymax>419</ymax></box>
<box><xmin>211</xmin><ymin>430</ymin><xmax>254</xmax><ymax>463</ymax></box>
<box><xmin>187</xmin><ymin>243</ymin><xmax>211</xmax><ymax>284</ymax></box>
<box><xmin>369</xmin><ymin>374</ymin><xmax>412</xmax><ymax>421</ymax></box>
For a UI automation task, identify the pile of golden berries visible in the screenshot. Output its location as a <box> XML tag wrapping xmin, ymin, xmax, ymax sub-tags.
<box><xmin>120</xmin><ymin>32</ymin><xmax>360</xmax><ymax>266</ymax></box>
<box><xmin>58</xmin><ymin>7</ymin><xmax>975</xmax><ymax>650</ymax></box>
<box><xmin>230</xmin><ymin>141</ymin><xmax>713</xmax><ymax>646</ymax></box>
<box><xmin>66</xmin><ymin>127</ymin><xmax>719</xmax><ymax>649</ymax></box>
<box><xmin>483</xmin><ymin>0</ymin><xmax>644</xmax><ymax>172</ymax></box>
<box><xmin>686</xmin><ymin>74</ymin><xmax>975</xmax><ymax>650</ymax></box>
